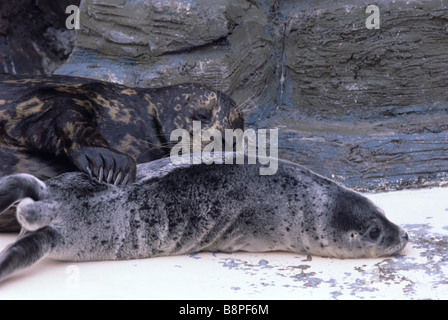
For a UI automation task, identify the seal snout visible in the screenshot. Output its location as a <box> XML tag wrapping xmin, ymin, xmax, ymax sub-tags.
<box><xmin>402</xmin><ymin>231</ymin><xmax>409</xmax><ymax>242</ymax></box>
<box><xmin>392</xmin><ymin>227</ymin><xmax>409</xmax><ymax>255</ymax></box>
<box><xmin>400</xmin><ymin>229</ymin><xmax>409</xmax><ymax>248</ymax></box>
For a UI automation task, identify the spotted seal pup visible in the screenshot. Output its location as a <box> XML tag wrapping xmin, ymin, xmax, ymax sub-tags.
<box><xmin>0</xmin><ymin>153</ymin><xmax>408</xmax><ymax>282</ymax></box>
<box><xmin>0</xmin><ymin>73</ymin><xmax>244</xmax><ymax>231</ymax></box>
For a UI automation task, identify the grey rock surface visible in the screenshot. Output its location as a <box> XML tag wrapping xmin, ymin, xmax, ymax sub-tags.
<box><xmin>53</xmin><ymin>0</ymin><xmax>448</xmax><ymax>191</ymax></box>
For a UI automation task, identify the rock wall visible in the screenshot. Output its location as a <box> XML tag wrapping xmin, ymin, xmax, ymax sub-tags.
<box><xmin>281</xmin><ymin>0</ymin><xmax>448</xmax><ymax>118</ymax></box>
<box><xmin>274</xmin><ymin>0</ymin><xmax>448</xmax><ymax>191</ymax></box>
<box><xmin>52</xmin><ymin>0</ymin><xmax>448</xmax><ymax>190</ymax></box>
<box><xmin>56</xmin><ymin>0</ymin><xmax>281</xmax><ymax>115</ymax></box>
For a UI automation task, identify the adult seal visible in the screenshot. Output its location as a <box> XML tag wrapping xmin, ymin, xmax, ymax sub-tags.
<box><xmin>0</xmin><ymin>73</ymin><xmax>244</xmax><ymax>231</ymax></box>
<box><xmin>0</xmin><ymin>153</ymin><xmax>408</xmax><ymax>282</ymax></box>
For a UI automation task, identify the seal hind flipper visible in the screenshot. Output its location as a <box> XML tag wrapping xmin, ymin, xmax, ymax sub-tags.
<box><xmin>0</xmin><ymin>174</ymin><xmax>47</xmax><ymax>214</ymax></box>
<box><xmin>0</xmin><ymin>227</ymin><xmax>58</xmax><ymax>282</ymax></box>
<box><xmin>16</xmin><ymin>198</ymin><xmax>58</xmax><ymax>231</ymax></box>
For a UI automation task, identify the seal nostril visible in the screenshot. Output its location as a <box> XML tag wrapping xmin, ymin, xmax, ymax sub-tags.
<box><xmin>402</xmin><ymin>232</ymin><xmax>409</xmax><ymax>242</ymax></box>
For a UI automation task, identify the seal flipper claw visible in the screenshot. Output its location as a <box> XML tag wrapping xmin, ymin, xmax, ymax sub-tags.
<box><xmin>122</xmin><ymin>173</ymin><xmax>130</xmax><ymax>186</ymax></box>
<box><xmin>98</xmin><ymin>167</ymin><xmax>104</xmax><ymax>183</ymax></box>
<box><xmin>72</xmin><ymin>146</ymin><xmax>136</xmax><ymax>185</ymax></box>
<box><xmin>114</xmin><ymin>172</ymin><xmax>122</xmax><ymax>186</ymax></box>
<box><xmin>106</xmin><ymin>169</ymin><xmax>113</xmax><ymax>184</ymax></box>
<box><xmin>86</xmin><ymin>166</ymin><xmax>93</xmax><ymax>178</ymax></box>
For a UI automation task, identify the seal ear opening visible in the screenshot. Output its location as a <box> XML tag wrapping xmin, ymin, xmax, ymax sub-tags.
<box><xmin>0</xmin><ymin>174</ymin><xmax>47</xmax><ymax>215</ymax></box>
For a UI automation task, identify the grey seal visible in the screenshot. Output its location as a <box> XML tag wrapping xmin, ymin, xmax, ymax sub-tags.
<box><xmin>0</xmin><ymin>73</ymin><xmax>244</xmax><ymax>231</ymax></box>
<box><xmin>0</xmin><ymin>154</ymin><xmax>408</xmax><ymax>282</ymax></box>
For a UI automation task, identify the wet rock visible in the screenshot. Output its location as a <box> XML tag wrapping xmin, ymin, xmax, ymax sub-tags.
<box><xmin>279</xmin><ymin>0</ymin><xmax>448</xmax><ymax>118</ymax></box>
<box><xmin>271</xmin><ymin>0</ymin><xmax>448</xmax><ymax>190</ymax></box>
<box><xmin>56</xmin><ymin>0</ymin><xmax>280</xmax><ymax>113</ymax></box>
<box><xmin>53</xmin><ymin>0</ymin><xmax>448</xmax><ymax>191</ymax></box>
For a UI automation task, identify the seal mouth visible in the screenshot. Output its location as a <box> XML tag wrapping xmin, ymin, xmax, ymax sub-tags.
<box><xmin>396</xmin><ymin>229</ymin><xmax>409</xmax><ymax>254</ymax></box>
<box><xmin>383</xmin><ymin>228</ymin><xmax>409</xmax><ymax>257</ymax></box>
<box><xmin>401</xmin><ymin>231</ymin><xmax>409</xmax><ymax>243</ymax></box>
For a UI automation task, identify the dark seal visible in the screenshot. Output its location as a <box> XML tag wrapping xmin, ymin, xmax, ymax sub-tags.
<box><xmin>0</xmin><ymin>73</ymin><xmax>244</xmax><ymax>231</ymax></box>
<box><xmin>0</xmin><ymin>154</ymin><xmax>408</xmax><ymax>282</ymax></box>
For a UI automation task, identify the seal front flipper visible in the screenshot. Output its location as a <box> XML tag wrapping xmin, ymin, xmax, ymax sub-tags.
<box><xmin>70</xmin><ymin>146</ymin><xmax>136</xmax><ymax>185</ymax></box>
<box><xmin>3</xmin><ymin>93</ymin><xmax>137</xmax><ymax>185</ymax></box>
<box><xmin>55</xmin><ymin>106</ymin><xmax>137</xmax><ymax>185</ymax></box>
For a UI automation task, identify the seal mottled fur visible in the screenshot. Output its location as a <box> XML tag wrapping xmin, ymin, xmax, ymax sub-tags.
<box><xmin>0</xmin><ymin>73</ymin><xmax>244</xmax><ymax>230</ymax></box>
<box><xmin>0</xmin><ymin>73</ymin><xmax>244</xmax><ymax>183</ymax></box>
<box><xmin>0</xmin><ymin>154</ymin><xmax>408</xmax><ymax>282</ymax></box>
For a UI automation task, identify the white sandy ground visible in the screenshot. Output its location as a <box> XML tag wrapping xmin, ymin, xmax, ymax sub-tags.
<box><xmin>0</xmin><ymin>187</ymin><xmax>446</xmax><ymax>300</ymax></box>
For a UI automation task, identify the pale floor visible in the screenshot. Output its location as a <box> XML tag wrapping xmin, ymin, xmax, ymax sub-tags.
<box><xmin>0</xmin><ymin>187</ymin><xmax>447</xmax><ymax>300</ymax></box>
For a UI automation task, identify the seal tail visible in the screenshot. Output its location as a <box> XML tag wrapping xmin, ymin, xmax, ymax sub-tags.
<box><xmin>0</xmin><ymin>174</ymin><xmax>47</xmax><ymax>215</ymax></box>
<box><xmin>0</xmin><ymin>227</ymin><xmax>58</xmax><ymax>282</ymax></box>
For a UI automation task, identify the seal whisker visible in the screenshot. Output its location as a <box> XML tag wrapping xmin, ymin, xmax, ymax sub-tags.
<box><xmin>236</xmin><ymin>91</ymin><xmax>257</xmax><ymax>111</ymax></box>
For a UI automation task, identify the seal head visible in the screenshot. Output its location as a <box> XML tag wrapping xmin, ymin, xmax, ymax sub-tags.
<box><xmin>147</xmin><ymin>83</ymin><xmax>244</xmax><ymax>155</ymax></box>
<box><xmin>299</xmin><ymin>186</ymin><xmax>408</xmax><ymax>258</ymax></box>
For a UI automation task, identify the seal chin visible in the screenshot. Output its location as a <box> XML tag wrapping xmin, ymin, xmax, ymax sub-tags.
<box><xmin>385</xmin><ymin>228</ymin><xmax>409</xmax><ymax>257</ymax></box>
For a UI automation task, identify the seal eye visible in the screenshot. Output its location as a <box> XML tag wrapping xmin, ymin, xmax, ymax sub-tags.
<box><xmin>368</xmin><ymin>226</ymin><xmax>381</xmax><ymax>241</ymax></box>
<box><xmin>193</xmin><ymin>111</ymin><xmax>211</xmax><ymax>122</ymax></box>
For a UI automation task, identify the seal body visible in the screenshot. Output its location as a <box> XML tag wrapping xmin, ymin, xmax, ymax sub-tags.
<box><xmin>0</xmin><ymin>154</ymin><xmax>408</xmax><ymax>282</ymax></box>
<box><xmin>0</xmin><ymin>73</ymin><xmax>244</xmax><ymax>230</ymax></box>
